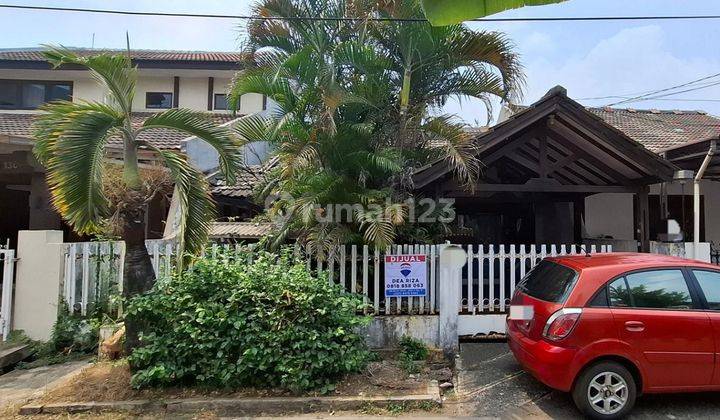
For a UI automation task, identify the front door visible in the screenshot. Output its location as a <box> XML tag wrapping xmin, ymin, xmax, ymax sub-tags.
<box><xmin>608</xmin><ymin>269</ymin><xmax>714</xmax><ymax>389</ymax></box>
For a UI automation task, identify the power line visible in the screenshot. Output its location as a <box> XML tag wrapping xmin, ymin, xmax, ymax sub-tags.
<box><xmin>580</xmin><ymin>96</ymin><xmax>720</xmax><ymax>103</ymax></box>
<box><xmin>606</xmin><ymin>72</ymin><xmax>720</xmax><ymax>106</ymax></box>
<box><xmin>2</xmin><ymin>4</ymin><xmax>720</xmax><ymax>23</ymax></box>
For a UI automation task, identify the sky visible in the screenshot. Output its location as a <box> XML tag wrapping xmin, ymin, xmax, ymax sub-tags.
<box><xmin>0</xmin><ymin>0</ymin><xmax>719</xmax><ymax>125</ymax></box>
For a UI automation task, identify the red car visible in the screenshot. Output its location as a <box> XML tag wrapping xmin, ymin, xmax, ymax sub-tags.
<box><xmin>507</xmin><ymin>252</ymin><xmax>720</xmax><ymax>419</ymax></box>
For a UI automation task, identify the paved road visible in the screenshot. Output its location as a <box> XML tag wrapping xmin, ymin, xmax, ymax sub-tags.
<box><xmin>455</xmin><ymin>342</ymin><xmax>720</xmax><ymax>419</ymax></box>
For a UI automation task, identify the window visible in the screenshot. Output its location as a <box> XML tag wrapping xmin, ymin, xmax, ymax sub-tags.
<box><xmin>622</xmin><ymin>270</ymin><xmax>693</xmax><ymax>309</ymax></box>
<box><xmin>693</xmin><ymin>270</ymin><xmax>720</xmax><ymax>310</ymax></box>
<box><xmin>589</xmin><ymin>287</ymin><xmax>609</xmax><ymax>307</ymax></box>
<box><xmin>0</xmin><ymin>80</ymin><xmax>72</xmax><ymax>109</ymax></box>
<box><xmin>214</xmin><ymin>93</ymin><xmax>228</xmax><ymax>110</ymax></box>
<box><xmin>516</xmin><ymin>260</ymin><xmax>578</xmax><ymax>303</ymax></box>
<box><xmin>608</xmin><ymin>278</ymin><xmax>631</xmax><ymax>307</ymax></box>
<box><xmin>145</xmin><ymin>92</ymin><xmax>173</xmax><ymax>109</ymax></box>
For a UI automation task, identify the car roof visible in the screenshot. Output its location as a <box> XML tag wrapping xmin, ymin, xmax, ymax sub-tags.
<box><xmin>546</xmin><ymin>252</ymin><xmax>718</xmax><ymax>271</ymax></box>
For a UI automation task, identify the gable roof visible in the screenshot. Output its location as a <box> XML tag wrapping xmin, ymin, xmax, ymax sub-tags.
<box><xmin>0</xmin><ymin>112</ymin><xmax>238</xmax><ymax>150</ymax></box>
<box><xmin>0</xmin><ymin>47</ymin><xmax>244</xmax><ymax>70</ymax></box>
<box><xmin>414</xmin><ymin>86</ymin><xmax>679</xmax><ymax>189</ymax></box>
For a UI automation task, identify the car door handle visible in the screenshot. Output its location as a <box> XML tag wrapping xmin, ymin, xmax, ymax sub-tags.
<box><xmin>625</xmin><ymin>321</ymin><xmax>645</xmax><ymax>332</ymax></box>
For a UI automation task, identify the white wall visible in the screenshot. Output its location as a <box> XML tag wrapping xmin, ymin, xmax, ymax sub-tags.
<box><xmin>0</xmin><ymin>69</ymin><xmax>265</xmax><ymax>114</ymax></box>
<box><xmin>584</xmin><ymin>193</ymin><xmax>635</xmax><ymax>240</ymax></box>
<box><xmin>584</xmin><ymin>181</ymin><xmax>720</xmax><ymax>244</ymax></box>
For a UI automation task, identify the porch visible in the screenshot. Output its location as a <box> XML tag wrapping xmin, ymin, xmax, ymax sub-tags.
<box><xmin>414</xmin><ymin>87</ymin><xmax>679</xmax><ymax>252</ymax></box>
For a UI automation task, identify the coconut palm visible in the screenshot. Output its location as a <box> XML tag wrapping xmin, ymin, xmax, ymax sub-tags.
<box><xmin>32</xmin><ymin>47</ymin><xmax>242</xmax><ymax>351</ymax></box>
<box><xmin>230</xmin><ymin>0</ymin><xmax>523</xmax><ymax>252</ymax></box>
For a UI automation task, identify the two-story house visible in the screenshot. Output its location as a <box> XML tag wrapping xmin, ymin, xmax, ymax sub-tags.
<box><xmin>0</xmin><ymin>47</ymin><xmax>267</xmax><ymax>247</ymax></box>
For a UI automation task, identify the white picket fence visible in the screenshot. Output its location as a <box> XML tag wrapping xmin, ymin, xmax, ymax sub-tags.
<box><xmin>62</xmin><ymin>239</ymin><xmax>177</xmax><ymax>315</ymax></box>
<box><xmin>462</xmin><ymin>243</ymin><xmax>612</xmax><ymax>314</ymax></box>
<box><xmin>61</xmin><ymin>241</ymin><xmax>612</xmax><ymax>318</ymax></box>
<box><xmin>0</xmin><ymin>249</ymin><xmax>17</xmax><ymax>340</ymax></box>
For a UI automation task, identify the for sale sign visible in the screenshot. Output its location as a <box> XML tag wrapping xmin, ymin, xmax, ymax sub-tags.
<box><xmin>384</xmin><ymin>254</ymin><xmax>427</xmax><ymax>297</ymax></box>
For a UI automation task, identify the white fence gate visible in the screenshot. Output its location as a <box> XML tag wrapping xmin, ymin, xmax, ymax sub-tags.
<box><xmin>0</xmin><ymin>248</ymin><xmax>17</xmax><ymax>340</ymax></box>
<box><xmin>458</xmin><ymin>243</ymin><xmax>612</xmax><ymax>336</ymax></box>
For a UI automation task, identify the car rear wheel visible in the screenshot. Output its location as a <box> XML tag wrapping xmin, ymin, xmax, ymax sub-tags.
<box><xmin>572</xmin><ymin>361</ymin><xmax>636</xmax><ymax>419</ymax></box>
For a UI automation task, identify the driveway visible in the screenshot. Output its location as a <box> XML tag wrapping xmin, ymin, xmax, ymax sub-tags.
<box><xmin>456</xmin><ymin>342</ymin><xmax>720</xmax><ymax>419</ymax></box>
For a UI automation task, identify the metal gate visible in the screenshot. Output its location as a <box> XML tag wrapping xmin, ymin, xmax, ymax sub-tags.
<box><xmin>0</xmin><ymin>248</ymin><xmax>17</xmax><ymax>340</ymax></box>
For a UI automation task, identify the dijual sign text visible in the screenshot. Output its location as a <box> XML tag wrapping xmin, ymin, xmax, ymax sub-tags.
<box><xmin>384</xmin><ymin>254</ymin><xmax>427</xmax><ymax>297</ymax></box>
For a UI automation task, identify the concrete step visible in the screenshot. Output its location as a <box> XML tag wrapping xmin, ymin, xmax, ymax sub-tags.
<box><xmin>0</xmin><ymin>345</ymin><xmax>33</xmax><ymax>370</ymax></box>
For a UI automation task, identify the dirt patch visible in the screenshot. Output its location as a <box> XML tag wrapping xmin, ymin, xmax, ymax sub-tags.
<box><xmin>36</xmin><ymin>352</ymin><xmax>450</xmax><ymax>405</ymax></box>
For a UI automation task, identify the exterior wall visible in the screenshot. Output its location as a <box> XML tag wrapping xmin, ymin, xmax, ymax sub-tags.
<box><xmin>584</xmin><ymin>180</ymin><xmax>720</xmax><ymax>245</ymax></box>
<box><xmin>0</xmin><ymin>69</ymin><xmax>265</xmax><ymax>115</ymax></box>
<box><xmin>585</xmin><ymin>193</ymin><xmax>635</xmax><ymax>240</ymax></box>
<box><xmin>363</xmin><ymin>316</ymin><xmax>439</xmax><ymax>349</ymax></box>
<box><xmin>178</xmin><ymin>77</ymin><xmax>208</xmax><ymax>110</ymax></box>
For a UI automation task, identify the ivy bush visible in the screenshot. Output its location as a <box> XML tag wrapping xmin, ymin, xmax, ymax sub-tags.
<box><xmin>127</xmin><ymin>249</ymin><xmax>372</xmax><ymax>392</ymax></box>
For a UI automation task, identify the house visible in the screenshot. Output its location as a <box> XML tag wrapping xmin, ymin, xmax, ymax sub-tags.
<box><xmin>415</xmin><ymin>86</ymin><xmax>720</xmax><ymax>257</ymax></box>
<box><xmin>0</xmin><ymin>47</ymin><xmax>268</xmax><ymax>248</ymax></box>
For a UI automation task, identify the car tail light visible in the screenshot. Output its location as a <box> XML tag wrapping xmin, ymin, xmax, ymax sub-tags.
<box><xmin>543</xmin><ymin>308</ymin><xmax>582</xmax><ymax>341</ymax></box>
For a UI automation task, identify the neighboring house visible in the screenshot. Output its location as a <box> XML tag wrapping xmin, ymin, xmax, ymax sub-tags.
<box><xmin>0</xmin><ymin>47</ymin><xmax>268</xmax><ymax>247</ymax></box>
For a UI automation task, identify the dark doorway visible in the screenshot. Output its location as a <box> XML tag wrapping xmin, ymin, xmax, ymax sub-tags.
<box><xmin>0</xmin><ymin>184</ymin><xmax>30</xmax><ymax>248</ymax></box>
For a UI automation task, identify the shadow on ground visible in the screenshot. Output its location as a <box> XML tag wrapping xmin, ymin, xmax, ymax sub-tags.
<box><xmin>456</xmin><ymin>342</ymin><xmax>720</xmax><ymax>419</ymax></box>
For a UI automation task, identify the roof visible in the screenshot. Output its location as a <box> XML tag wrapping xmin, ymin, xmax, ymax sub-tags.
<box><xmin>414</xmin><ymin>86</ymin><xmax>678</xmax><ymax>189</ymax></box>
<box><xmin>210</xmin><ymin>157</ymin><xmax>278</xmax><ymax>198</ymax></box>
<box><xmin>0</xmin><ymin>47</ymin><xmax>244</xmax><ymax>70</ymax></box>
<box><xmin>0</xmin><ymin>112</ymin><xmax>238</xmax><ymax>150</ymax></box>
<box><xmin>587</xmin><ymin>107</ymin><xmax>720</xmax><ymax>153</ymax></box>
<box><xmin>209</xmin><ymin>221</ymin><xmax>273</xmax><ymax>239</ymax></box>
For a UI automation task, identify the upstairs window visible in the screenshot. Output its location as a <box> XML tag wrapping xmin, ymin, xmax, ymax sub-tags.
<box><xmin>146</xmin><ymin>92</ymin><xmax>173</xmax><ymax>109</ymax></box>
<box><xmin>0</xmin><ymin>80</ymin><xmax>73</xmax><ymax>109</ymax></box>
<box><xmin>213</xmin><ymin>93</ymin><xmax>228</xmax><ymax>110</ymax></box>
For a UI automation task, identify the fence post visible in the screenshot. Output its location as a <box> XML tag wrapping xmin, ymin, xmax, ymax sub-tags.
<box><xmin>438</xmin><ymin>245</ymin><xmax>467</xmax><ymax>357</ymax></box>
<box><xmin>13</xmin><ymin>230</ymin><xmax>65</xmax><ymax>341</ymax></box>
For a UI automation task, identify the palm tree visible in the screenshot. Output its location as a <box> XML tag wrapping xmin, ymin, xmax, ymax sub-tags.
<box><xmin>229</xmin><ymin>0</ymin><xmax>523</xmax><ymax>253</ymax></box>
<box><xmin>32</xmin><ymin>47</ymin><xmax>242</xmax><ymax>351</ymax></box>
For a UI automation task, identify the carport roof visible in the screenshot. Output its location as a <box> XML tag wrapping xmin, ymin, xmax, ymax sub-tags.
<box><xmin>414</xmin><ymin>86</ymin><xmax>679</xmax><ymax>192</ymax></box>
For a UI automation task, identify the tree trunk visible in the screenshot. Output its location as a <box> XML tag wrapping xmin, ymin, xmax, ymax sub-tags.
<box><xmin>121</xmin><ymin>213</ymin><xmax>155</xmax><ymax>357</ymax></box>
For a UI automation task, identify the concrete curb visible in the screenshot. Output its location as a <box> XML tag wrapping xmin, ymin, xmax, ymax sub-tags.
<box><xmin>20</xmin><ymin>381</ymin><xmax>442</xmax><ymax>416</ymax></box>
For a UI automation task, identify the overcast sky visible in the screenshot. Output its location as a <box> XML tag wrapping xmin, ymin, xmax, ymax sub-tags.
<box><xmin>1</xmin><ymin>0</ymin><xmax>719</xmax><ymax>125</ymax></box>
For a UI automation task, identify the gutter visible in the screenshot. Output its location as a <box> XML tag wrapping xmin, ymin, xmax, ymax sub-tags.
<box><xmin>694</xmin><ymin>138</ymin><xmax>717</xmax><ymax>258</ymax></box>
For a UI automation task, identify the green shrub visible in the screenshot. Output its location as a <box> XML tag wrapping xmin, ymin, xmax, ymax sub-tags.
<box><xmin>127</xmin><ymin>249</ymin><xmax>372</xmax><ymax>392</ymax></box>
<box><xmin>398</xmin><ymin>335</ymin><xmax>428</xmax><ymax>361</ymax></box>
<box><xmin>398</xmin><ymin>335</ymin><xmax>428</xmax><ymax>374</ymax></box>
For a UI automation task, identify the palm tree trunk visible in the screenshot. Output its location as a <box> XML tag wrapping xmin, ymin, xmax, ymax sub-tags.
<box><xmin>122</xmin><ymin>212</ymin><xmax>155</xmax><ymax>356</ymax></box>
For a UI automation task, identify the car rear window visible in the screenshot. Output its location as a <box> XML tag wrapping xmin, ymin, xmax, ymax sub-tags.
<box><xmin>517</xmin><ymin>260</ymin><xmax>579</xmax><ymax>303</ymax></box>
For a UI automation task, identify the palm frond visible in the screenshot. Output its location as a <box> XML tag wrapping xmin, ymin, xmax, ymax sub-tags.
<box><xmin>32</xmin><ymin>101</ymin><xmax>124</xmax><ymax>233</ymax></box>
<box><xmin>423</xmin><ymin>115</ymin><xmax>480</xmax><ymax>186</ymax></box>
<box><xmin>155</xmin><ymin>149</ymin><xmax>216</xmax><ymax>257</ymax></box>
<box><xmin>140</xmin><ymin>109</ymin><xmax>242</xmax><ymax>184</ymax></box>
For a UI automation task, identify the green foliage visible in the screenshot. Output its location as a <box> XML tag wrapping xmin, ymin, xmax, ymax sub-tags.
<box><xmin>9</xmin><ymin>305</ymin><xmax>104</xmax><ymax>370</ymax></box>
<box><xmin>398</xmin><ymin>335</ymin><xmax>429</xmax><ymax>374</ymax></box>
<box><xmin>127</xmin><ymin>249</ymin><xmax>372</xmax><ymax>392</ymax></box>
<box><xmin>232</xmin><ymin>0</ymin><xmax>524</xmax><ymax>252</ymax></box>
<box><xmin>399</xmin><ymin>335</ymin><xmax>429</xmax><ymax>361</ymax></box>
<box><xmin>32</xmin><ymin>46</ymin><xmax>240</xmax><ymax>262</ymax></box>
<box><xmin>421</xmin><ymin>0</ymin><xmax>566</xmax><ymax>26</ymax></box>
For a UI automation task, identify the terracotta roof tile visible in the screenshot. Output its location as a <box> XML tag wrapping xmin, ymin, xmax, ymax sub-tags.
<box><xmin>0</xmin><ymin>48</ymin><xmax>244</xmax><ymax>63</ymax></box>
<box><xmin>0</xmin><ymin>112</ymin><xmax>238</xmax><ymax>150</ymax></box>
<box><xmin>210</xmin><ymin>158</ymin><xmax>278</xmax><ymax>198</ymax></box>
<box><xmin>587</xmin><ymin>107</ymin><xmax>720</xmax><ymax>153</ymax></box>
<box><xmin>209</xmin><ymin>221</ymin><xmax>274</xmax><ymax>239</ymax></box>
